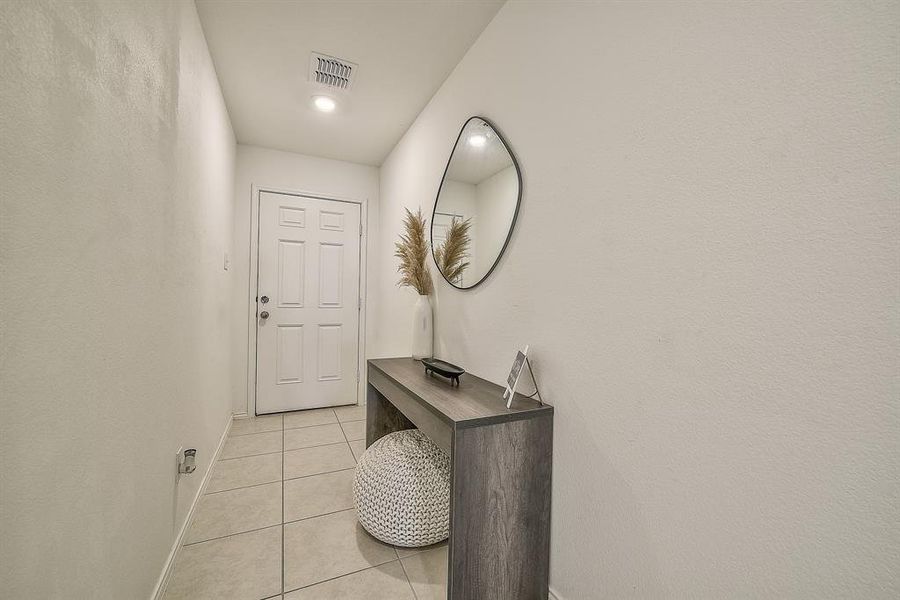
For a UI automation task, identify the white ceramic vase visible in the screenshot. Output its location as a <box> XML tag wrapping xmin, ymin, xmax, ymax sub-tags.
<box><xmin>411</xmin><ymin>294</ymin><xmax>433</xmax><ymax>359</ymax></box>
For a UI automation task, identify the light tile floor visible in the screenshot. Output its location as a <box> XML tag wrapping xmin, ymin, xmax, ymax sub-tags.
<box><xmin>164</xmin><ymin>406</ymin><xmax>447</xmax><ymax>600</ymax></box>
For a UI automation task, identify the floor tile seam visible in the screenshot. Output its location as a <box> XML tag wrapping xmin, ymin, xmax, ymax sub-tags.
<box><xmin>205</xmin><ymin>479</ymin><xmax>282</xmax><ymax>496</ymax></box>
<box><xmin>281</xmin><ymin>557</ymin><xmax>402</xmax><ymax>596</ymax></box>
<box><xmin>227</xmin><ymin>429</ymin><xmax>281</xmax><ymax>439</ymax></box>
<box><xmin>219</xmin><ymin>449</ymin><xmax>284</xmax><ymax>462</ymax></box>
<box><xmin>180</xmin><ymin>523</ymin><xmax>281</xmax><ymax>548</ymax></box>
<box><xmin>337</xmin><ymin>418</ymin><xmax>352</xmax><ymax>444</ymax></box>
<box><xmin>282</xmin><ymin>506</ymin><xmax>357</xmax><ymax>527</ymax></box>
<box><xmin>283</xmin><ymin>438</ymin><xmax>351</xmax><ymax>452</ymax></box>
<box><xmin>283</xmin><ymin>506</ymin><xmax>355</xmax><ymax>525</ymax></box>
<box><xmin>397</xmin><ymin>556</ymin><xmax>420</xmax><ymax>600</ymax></box>
<box><xmin>233</xmin><ymin>414</ymin><xmax>350</xmax><ymax>436</ymax></box>
<box><xmin>227</xmin><ymin>427</ymin><xmax>283</xmax><ymax>438</ymax></box>
<box><xmin>183</xmin><ymin>519</ymin><xmax>284</xmax><ymax>547</ymax></box>
<box><xmin>283</xmin><ymin>440</ymin><xmax>348</xmax><ymax>454</ymax></box>
<box><xmin>394</xmin><ymin>543</ymin><xmax>447</xmax><ymax>559</ymax></box>
<box><xmin>282</xmin><ymin>466</ymin><xmax>356</xmax><ymax>483</ymax></box>
<box><xmin>283</xmin><ymin>419</ymin><xmax>341</xmax><ymax>432</ymax></box>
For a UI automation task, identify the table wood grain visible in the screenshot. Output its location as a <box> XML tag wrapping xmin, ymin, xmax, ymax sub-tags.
<box><xmin>366</xmin><ymin>357</ymin><xmax>553</xmax><ymax>600</ymax></box>
<box><xmin>368</xmin><ymin>357</ymin><xmax>551</xmax><ymax>427</ymax></box>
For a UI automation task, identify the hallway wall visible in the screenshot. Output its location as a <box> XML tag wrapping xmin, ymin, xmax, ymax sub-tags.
<box><xmin>0</xmin><ymin>1</ymin><xmax>236</xmax><ymax>597</ymax></box>
<box><xmin>376</xmin><ymin>1</ymin><xmax>900</xmax><ymax>598</ymax></box>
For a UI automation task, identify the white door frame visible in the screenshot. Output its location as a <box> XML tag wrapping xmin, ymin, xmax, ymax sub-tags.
<box><xmin>246</xmin><ymin>185</ymin><xmax>368</xmax><ymax>416</ymax></box>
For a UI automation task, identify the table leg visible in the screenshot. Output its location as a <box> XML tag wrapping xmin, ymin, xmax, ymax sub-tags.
<box><xmin>366</xmin><ymin>382</ymin><xmax>415</xmax><ymax>448</ymax></box>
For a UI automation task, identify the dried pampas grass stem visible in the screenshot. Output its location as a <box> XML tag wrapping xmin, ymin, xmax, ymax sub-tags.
<box><xmin>435</xmin><ymin>217</ymin><xmax>471</xmax><ymax>284</ymax></box>
<box><xmin>394</xmin><ymin>207</ymin><xmax>433</xmax><ymax>295</ymax></box>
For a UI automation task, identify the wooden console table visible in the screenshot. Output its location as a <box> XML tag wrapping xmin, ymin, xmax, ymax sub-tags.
<box><xmin>366</xmin><ymin>357</ymin><xmax>554</xmax><ymax>600</ymax></box>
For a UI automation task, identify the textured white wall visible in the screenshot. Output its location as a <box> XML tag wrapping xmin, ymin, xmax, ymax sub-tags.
<box><xmin>232</xmin><ymin>144</ymin><xmax>379</xmax><ymax>414</ymax></box>
<box><xmin>376</xmin><ymin>1</ymin><xmax>900</xmax><ymax>598</ymax></box>
<box><xmin>474</xmin><ymin>165</ymin><xmax>518</xmax><ymax>277</ymax></box>
<box><xmin>436</xmin><ymin>179</ymin><xmax>477</xmax><ymax>218</ymax></box>
<box><xmin>0</xmin><ymin>1</ymin><xmax>236</xmax><ymax>597</ymax></box>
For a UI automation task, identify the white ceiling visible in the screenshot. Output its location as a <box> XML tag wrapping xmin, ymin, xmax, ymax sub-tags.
<box><xmin>195</xmin><ymin>0</ymin><xmax>504</xmax><ymax>166</ymax></box>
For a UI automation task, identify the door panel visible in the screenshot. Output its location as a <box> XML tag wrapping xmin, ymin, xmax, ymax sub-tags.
<box><xmin>318</xmin><ymin>243</ymin><xmax>344</xmax><ymax>307</ymax></box>
<box><xmin>256</xmin><ymin>191</ymin><xmax>361</xmax><ymax>414</ymax></box>
<box><xmin>277</xmin><ymin>241</ymin><xmax>305</xmax><ymax>307</ymax></box>
<box><xmin>276</xmin><ymin>325</ymin><xmax>304</xmax><ymax>384</ymax></box>
<box><xmin>317</xmin><ymin>324</ymin><xmax>343</xmax><ymax>381</ymax></box>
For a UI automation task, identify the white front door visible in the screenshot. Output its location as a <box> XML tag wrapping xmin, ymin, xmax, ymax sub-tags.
<box><xmin>256</xmin><ymin>191</ymin><xmax>361</xmax><ymax>414</ymax></box>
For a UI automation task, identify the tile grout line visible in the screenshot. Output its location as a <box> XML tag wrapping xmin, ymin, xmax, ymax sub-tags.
<box><xmin>218</xmin><ymin>449</ymin><xmax>284</xmax><ymax>462</ymax></box>
<box><xmin>204</xmin><ymin>478</ymin><xmax>283</xmax><ymax>496</ymax></box>
<box><xmin>203</xmin><ymin>409</ymin><xmax>365</xmax><ymax>598</ymax></box>
<box><xmin>283</xmin><ymin>466</ymin><xmax>356</xmax><ymax>482</ymax></box>
<box><xmin>284</xmin><ymin>506</ymin><xmax>356</xmax><ymax>527</ymax></box>
<box><xmin>337</xmin><ymin>414</ymin><xmax>352</xmax><ymax>446</ymax></box>
<box><xmin>285</xmin><ymin>440</ymin><xmax>349</xmax><ymax>452</ymax></box>
<box><xmin>283</xmin><ymin>418</ymin><xmax>342</xmax><ymax>432</ymax></box>
<box><xmin>178</xmin><ymin>522</ymin><xmax>443</xmax><ymax>583</ymax></box>
<box><xmin>338</xmin><ymin>413</ymin><xmax>366</xmax><ymax>448</ymax></box>
<box><xmin>397</xmin><ymin>555</ymin><xmax>420</xmax><ymax>600</ymax></box>
<box><xmin>227</xmin><ymin>427</ymin><xmax>281</xmax><ymax>438</ymax></box>
<box><xmin>182</xmin><ymin>523</ymin><xmax>283</xmax><ymax>548</ymax></box>
<box><xmin>284</xmin><ymin>438</ymin><xmax>351</xmax><ymax>452</ymax></box>
<box><xmin>205</xmin><ymin>460</ymin><xmax>357</xmax><ymax>497</ymax></box>
<box><xmin>221</xmin><ymin>437</ymin><xmax>350</xmax><ymax>463</ymax></box>
<box><xmin>227</xmin><ymin>414</ymin><xmax>283</xmax><ymax>437</ymax></box>
<box><xmin>393</xmin><ymin>542</ymin><xmax>447</xmax><ymax>559</ymax></box>
<box><xmin>282</xmin><ymin>408</ymin><xmax>339</xmax><ymax>598</ymax></box>
<box><xmin>225</xmin><ymin>427</ymin><xmax>282</xmax><ymax>438</ymax></box>
<box><xmin>336</xmin><ymin>416</ymin><xmax>360</xmax><ymax>466</ymax></box>
<box><xmin>219</xmin><ymin>437</ymin><xmax>353</xmax><ymax>466</ymax></box>
<box><xmin>281</xmin><ymin>557</ymin><xmax>402</xmax><ymax>596</ymax></box>
<box><xmin>229</xmin><ymin>414</ymin><xmax>361</xmax><ymax>437</ymax></box>
<box><xmin>229</xmin><ymin>409</ymin><xmax>363</xmax><ymax>438</ymax></box>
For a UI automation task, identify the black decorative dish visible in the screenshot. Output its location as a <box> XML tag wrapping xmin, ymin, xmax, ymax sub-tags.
<box><xmin>421</xmin><ymin>358</ymin><xmax>465</xmax><ymax>386</ymax></box>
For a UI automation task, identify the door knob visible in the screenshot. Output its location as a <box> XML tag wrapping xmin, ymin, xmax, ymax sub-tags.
<box><xmin>260</xmin><ymin>311</ymin><xmax>269</xmax><ymax>319</ymax></box>
<box><xmin>260</xmin><ymin>295</ymin><xmax>269</xmax><ymax>304</ymax></box>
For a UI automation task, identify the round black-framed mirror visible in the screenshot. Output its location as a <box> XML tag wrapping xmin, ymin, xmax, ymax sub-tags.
<box><xmin>430</xmin><ymin>116</ymin><xmax>522</xmax><ymax>290</ymax></box>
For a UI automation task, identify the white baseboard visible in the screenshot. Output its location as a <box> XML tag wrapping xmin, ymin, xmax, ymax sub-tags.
<box><xmin>549</xmin><ymin>586</ymin><xmax>564</xmax><ymax>600</ymax></box>
<box><xmin>149</xmin><ymin>415</ymin><xmax>233</xmax><ymax>600</ymax></box>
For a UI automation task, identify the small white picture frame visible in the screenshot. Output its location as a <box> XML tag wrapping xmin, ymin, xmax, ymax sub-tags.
<box><xmin>503</xmin><ymin>345</ymin><xmax>529</xmax><ymax>408</ymax></box>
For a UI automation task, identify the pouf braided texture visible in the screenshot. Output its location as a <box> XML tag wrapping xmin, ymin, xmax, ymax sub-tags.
<box><xmin>353</xmin><ymin>429</ymin><xmax>450</xmax><ymax>547</ymax></box>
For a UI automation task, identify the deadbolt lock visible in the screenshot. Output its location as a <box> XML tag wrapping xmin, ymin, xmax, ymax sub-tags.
<box><xmin>260</xmin><ymin>295</ymin><xmax>269</xmax><ymax>304</ymax></box>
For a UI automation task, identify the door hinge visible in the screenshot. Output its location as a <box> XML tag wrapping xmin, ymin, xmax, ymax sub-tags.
<box><xmin>356</xmin><ymin>370</ymin><xmax>360</xmax><ymax>382</ymax></box>
<box><xmin>359</xmin><ymin>223</ymin><xmax>363</xmax><ymax>236</ymax></box>
<box><xmin>358</xmin><ymin>297</ymin><xmax>362</xmax><ymax>310</ymax></box>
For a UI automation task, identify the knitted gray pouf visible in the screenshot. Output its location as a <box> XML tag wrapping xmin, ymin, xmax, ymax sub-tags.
<box><xmin>353</xmin><ymin>429</ymin><xmax>450</xmax><ymax>547</ymax></box>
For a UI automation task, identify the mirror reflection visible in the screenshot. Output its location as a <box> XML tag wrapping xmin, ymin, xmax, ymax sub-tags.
<box><xmin>431</xmin><ymin>117</ymin><xmax>521</xmax><ymax>289</ymax></box>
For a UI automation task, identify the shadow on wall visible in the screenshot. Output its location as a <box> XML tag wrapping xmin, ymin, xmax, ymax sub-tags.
<box><xmin>552</xmin><ymin>403</ymin><xmax>664</xmax><ymax>599</ymax></box>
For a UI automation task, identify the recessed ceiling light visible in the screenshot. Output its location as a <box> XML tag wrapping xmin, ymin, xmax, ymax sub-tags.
<box><xmin>312</xmin><ymin>95</ymin><xmax>336</xmax><ymax>113</ymax></box>
<box><xmin>468</xmin><ymin>134</ymin><xmax>487</xmax><ymax>148</ymax></box>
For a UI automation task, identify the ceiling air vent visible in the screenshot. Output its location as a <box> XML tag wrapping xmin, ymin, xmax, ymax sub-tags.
<box><xmin>309</xmin><ymin>52</ymin><xmax>357</xmax><ymax>91</ymax></box>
